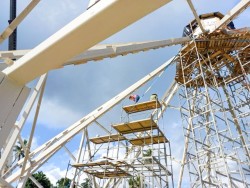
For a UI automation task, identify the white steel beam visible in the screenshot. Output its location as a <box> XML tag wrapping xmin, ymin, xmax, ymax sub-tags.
<box><xmin>63</xmin><ymin>146</ymin><xmax>76</xmax><ymax>162</ymax></box>
<box><xmin>66</xmin><ymin>37</ymin><xmax>189</xmax><ymax>65</ymax></box>
<box><xmin>84</xmin><ymin>129</ymin><xmax>98</xmax><ymax>188</ymax></box>
<box><xmin>2</xmin><ymin>0</ymin><xmax>172</xmax><ymax>84</ymax></box>
<box><xmin>0</xmin><ymin>50</ymin><xmax>30</xmax><ymax>60</ymax></box>
<box><xmin>28</xmin><ymin>176</ymin><xmax>43</xmax><ymax>188</ymax></box>
<box><xmin>0</xmin><ymin>73</ymin><xmax>30</xmax><ymax>150</ymax></box>
<box><xmin>0</xmin><ymin>0</ymin><xmax>41</xmax><ymax>44</ymax></box>
<box><xmin>0</xmin><ymin>75</ymin><xmax>47</xmax><ymax>173</ymax></box>
<box><xmin>19</xmin><ymin>74</ymin><xmax>47</xmax><ymax>181</ymax></box>
<box><xmin>5</xmin><ymin>56</ymin><xmax>175</xmax><ymax>183</ymax></box>
<box><xmin>70</xmin><ymin>131</ymin><xmax>86</xmax><ymax>188</ymax></box>
<box><xmin>0</xmin><ymin>37</ymin><xmax>189</xmax><ymax>65</ymax></box>
<box><xmin>186</xmin><ymin>0</ymin><xmax>206</xmax><ymax>33</ymax></box>
<box><xmin>16</xmin><ymin>171</ymin><xmax>30</xmax><ymax>188</ymax></box>
<box><xmin>211</xmin><ymin>0</ymin><xmax>250</xmax><ymax>33</ymax></box>
<box><xmin>0</xmin><ymin>177</ymin><xmax>13</xmax><ymax>188</ymax></box>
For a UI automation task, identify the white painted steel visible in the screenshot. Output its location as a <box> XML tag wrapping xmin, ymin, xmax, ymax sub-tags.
<box><xmin>0</xmin><ymin>0</ymin><xmax>41</xmax><ymax>44</ymax></box>
<box><xmin>0</xmin><ymin>75</ymin><xmax>46</xmax><ymax>173</ymax></box>
<box><xmin>0</xmin><ymin>177</ymin><xmax>13</xmax><ymax>188</ymax></box>
<box><xmin>211</xmin><ymin>0</ymin><xmax>250</xmax><ymax>33</ymax></box>
<box><xmin>28</xmin><ymin>176</ymin><xmax>43</xmax><ymax>188</ymax></box>
<box><xmin>18</xmin><ymin>75</ymin><xmax>47</xmax><ymax>187</ymax></box>
<box><xmin>70</xmin><ymin>131</ymin><xmax>86</xmax><ymax>188</ymax></box>
<box><xmin>65</xmin><ymin>37</ymin><xmax>189</xmax><ymax>65</ymax></box>
<box><xmin>5</xmin><ymin>57</ymin><xmax>175</xmax><ymax>183</ymax></box>
<box><xmin>3</xmin><ymin>0</ymin><xmax>172</xmax><ymax>84</ymax></box>
<box><xmin>0</xmin><ymin>50</ymin><xmax>30</xmax><ymax>60</ymax></box>
<box><xmin>186</xmin><ymin>0</ymin><xmax>206</xmax><ymax>33</ymax></box>
<box><xmin>0</xmin><ymin>38</ymin><xmax>190</xmax><ymax>62</ymax></box>
<box><xmin>0</xmin><ymin>73</ymin><xmax>30</xmax><ymax>150</ymax></box>
<box><xmin>63</xmin><ymin>146</ymin><xmax>76</xmax><ymax>162</ymax></box>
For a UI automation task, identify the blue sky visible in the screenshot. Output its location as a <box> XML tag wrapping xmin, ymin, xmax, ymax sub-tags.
<box><xmin>0</xmin><ymin>0</ymin><xmax>249</xmax><ymax>186</ymax></box>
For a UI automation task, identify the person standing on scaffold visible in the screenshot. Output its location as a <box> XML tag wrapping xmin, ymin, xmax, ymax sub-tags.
<box><xmin>129</xmin><ymin>94</ymin><xmax>140</xmax><ymax>103</ymax></box>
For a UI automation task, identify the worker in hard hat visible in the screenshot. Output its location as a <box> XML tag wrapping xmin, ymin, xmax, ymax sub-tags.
<box><xmin>129</xmin><ymin>94</ymin><xmax>140</xmax><ymax>103</ymax></box>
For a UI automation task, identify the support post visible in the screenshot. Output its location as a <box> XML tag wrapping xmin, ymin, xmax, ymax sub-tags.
<box><xmin>0</xmin><ymin>75</ymin><xmax>46</xmax><ymax>174</ymax></box>
<box><xmin>18</xmin><ymin>74</ymin><xmax>47</xmax><ymax>187</ymax></box>
<box><xmin>70</xmin><ymin>130</ymin><xmax>86</xmax><ymax>188</ymax></box>
<box><xmin>8</xmin><ymin>0</ymin><xmax>17</xmax><ymax>50</ymax></box>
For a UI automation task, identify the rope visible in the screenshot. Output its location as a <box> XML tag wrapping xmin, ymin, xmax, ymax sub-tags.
<box><xmin>140</xmin><ymin>67</ymin><xmax>167</xmax><ymax>100</ymax></box>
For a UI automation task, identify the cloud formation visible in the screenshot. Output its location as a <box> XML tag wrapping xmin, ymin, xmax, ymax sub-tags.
<box><xmin>1</xmin><ymin>0</ymin><xmax>249</xmax><ymax>187</ymax></box>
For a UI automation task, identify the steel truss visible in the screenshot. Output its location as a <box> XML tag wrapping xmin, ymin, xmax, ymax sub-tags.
<box><xmin>0</xmin><ymin>0</ymin><xmax>249</xmax><ymax>187</ymax></box>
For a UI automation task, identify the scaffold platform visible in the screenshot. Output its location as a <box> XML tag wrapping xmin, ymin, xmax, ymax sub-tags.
<box><xmin>72</xmin><ymin>160</ymin><xmax>132</xmax><ymax>179</ymax></box>
<box><xmin>112</xmin><ymin>118</ymin><xmax>158</xmax><ymax>134</ymax></box>
<box><xmin>129</xmin><ymin>135</ymin><xmax>168</xmax><ymax>146</ymax></box>
<box><xmin>123</xmin><ymin>100</ymin><xmax>161</xmax><ymax>114</ymax></box>
<box><xmin>72</xmin><ymin>157</ymin><xmax>172</xmax><ymax>179</ymax></box>
<box><xmin>89</xmin><ymin>134</ymin><xmax>126</xmax><ymax>144</ymax></box>
<box><xmin>175</xmin><ymin>31</ymin><xmax>250</xmax><ymax>86</ymax></box>
<box><xmin>85</xmin><ymin>170</ymin><xmax>131</xmax><ymax>179</ymax></box>
<box><xmin>183</xmin><ymin>31</ymin><xmax>250</xmax><ymax>52</ymax></box>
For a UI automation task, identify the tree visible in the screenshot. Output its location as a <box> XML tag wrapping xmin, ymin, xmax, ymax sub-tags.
<box><xmin>13</xmin><ymin>139</ymin><xmax>28</xmax><ymax>162</ymax></box>
<box><xmin>56</xmin><ymin>177</ymin><xmax>71</xmax><ymax>188</ymax></box>
<box><xmin>128</xmin><ymin>176</ymin><xmax>147</xmax><ymax>188</ymax></box>
<box><xmin>81</xmin><ymin>178</ymin><xmax>92</xmax><ymax>188</ymax></box>
<box><xmin>25</xmin><ymin>171</ymin><xmax>52</xmax><ymax>188</ymax></box>
<box><xmin>128</xmin><ymin>176</ymin><xmax>141</xmax><ymax>188</ymax></box>
<box><xmin>143</xmin><ymin>148</ymin><xmax>152</xmax><ymax>164</ymax></box>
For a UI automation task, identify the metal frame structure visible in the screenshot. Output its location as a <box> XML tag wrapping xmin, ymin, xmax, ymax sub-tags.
<box><xmin>0</xmin><ymin>56</ymin><xmax>176</xmax><ymax>187</ymax></box>
<box><xmin>176</xmin><ymin>20</ymin><xmax>250</xmax><ymax>188</ymax></box>
<box><xmin>0</xmin><ymin>0</ymin><xmax>249</xmax><ymax>187</ymax></box>
<box><xmin>68</xmin><ymin>81</ymin><xmax>178</xmax><ymax>188</ymax></box>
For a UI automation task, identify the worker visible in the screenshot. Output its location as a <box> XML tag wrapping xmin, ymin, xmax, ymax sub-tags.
<box><xmin>129</xmin><ymin>94</ymin><xmax>140</xmax><ymax>103</ymax></box>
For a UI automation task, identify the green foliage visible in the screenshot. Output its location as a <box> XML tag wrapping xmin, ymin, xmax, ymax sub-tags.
<box><xmin>14</xmin><ymin>139</ymin><xmax>28</xmax><ymax>162</ymax></box>
<box><xmin>143</xmin><ymin>148</ymin><xmax>152</xmax><ymax>164</ymax></box>
<box><xmin>128</xmin><ymin>176</ymin><xmax>148</xmax><ymax>188</ymax></box>
<box><xmin>25</xmin><ymin>171</ymin><xmax>52</xmax><ymax>188</ymax></box>
<box><xmin>81</xmin><ymin>178</ymin><xmax>92</xmax><ymax>188</ymax></box>
<box><xmin>56</xmin><ymin>177</ymin><xmax>71</xmax><ymax>188</ymax></box>
<box><xmin>128</xmin><ymin>176</ymin><xmax>141</xmax><ymax>188</ymax></box>
<box><xmin>143</xmin><ymin>148</ymin><xmax>152</xmax><ymax>157</ymax></box>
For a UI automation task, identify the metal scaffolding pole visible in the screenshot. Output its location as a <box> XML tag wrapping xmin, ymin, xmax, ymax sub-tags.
<box><xmin>176</xmin><ymin>28</ymin><xmax>250</xmax><ymax>187</ymax></box>
<box><xmin>8</xmin><ymin>0</ymin><xmax>17</xmax><ymax>50</ymax></box>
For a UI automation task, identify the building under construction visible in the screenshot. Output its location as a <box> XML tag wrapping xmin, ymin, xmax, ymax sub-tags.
<box><xmin>0</xmin><ymin>0</ymin><xmax>249</xmax><ymax>188</ymax></box>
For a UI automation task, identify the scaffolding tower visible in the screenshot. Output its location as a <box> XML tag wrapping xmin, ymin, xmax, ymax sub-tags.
<box><xmin>176</xmin><ymin>27</ymin><xmax>250</xmax><ymax>187</ymax></box>
<box><xmin>71</xmin><ymin>99</ymin><xmax>174</xmax><ymax>188</ymax></box>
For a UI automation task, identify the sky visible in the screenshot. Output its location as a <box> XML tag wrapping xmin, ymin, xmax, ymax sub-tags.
<box><xmin>0</xmin><ymin>0</ymin><xmax>249</xmax><ymax>187</ymax></box>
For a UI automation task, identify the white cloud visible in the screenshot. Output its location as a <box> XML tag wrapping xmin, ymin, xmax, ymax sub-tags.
<box><xmin>29</xmin><ymin>0</ymin><xmax>86</xmax><ymax>31</ymax></box>
<box><xmin>1</xmin><ymin>0</ymin><xmax>249</xmax><ymax>187</ymax></box>
<box><xmin>40</xmin><ymin>163</ymin><xmax>72</xmax><ymax>185</ymax></box>
<box><xmin>26</xmin><ymin>97</ymin><xmax>83</xmax><ymax>130</ymax></box>
<box><xmin>39</xmin><ymin>98</ymin><xmax>82</xmax><ymax>129</ymax></box>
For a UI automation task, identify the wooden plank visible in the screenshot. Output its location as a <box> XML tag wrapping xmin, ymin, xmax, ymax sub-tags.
<box><xmin>123</xmin><ymin>100</ymin><xmax>161</xmax><ymax>114</ymax></box>
<box><xmin>112</xmin><ymin>118</ymin><xmax>158</xmax><ymax>134</ymax></box>
<box><xmin>72</xmin><ymin>160</ymin><xmax>110</xmax><ymax>167</ymax></box>
<box><xmin>82</xmin><ymin>160</ymin><xmax>132</xmax><ymax>179</ymax></box>
<box><xmin>86</xmin><ymin>170</ymin><xmax>131</xmax><ymax>179</ymax></box>
<box><xmin>129</xmin><ymin>135</ymin><xmax>168</xmax><ymax>146</ymax></box>
<box><xmin>90</xmin><ymin>134</ymin><xmax>126</xmax><ymax>144</ymax></box>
